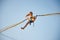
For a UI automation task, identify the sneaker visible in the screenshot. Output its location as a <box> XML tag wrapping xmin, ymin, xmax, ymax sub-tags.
<box><xmin>21</xmin><ymin>27</ymin><xmax>24</xmax><ymax>30</ymax></box>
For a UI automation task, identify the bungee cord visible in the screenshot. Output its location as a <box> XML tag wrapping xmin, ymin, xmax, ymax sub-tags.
<box><xmin>0</xmin><ymin>19</ymin><xmax>27</xmax><ymax>32</ymax></box>
<box><xmin>0</xmin><ymin>12</ymin><xmax>60</xmax><ymax>32</ymax></box>
<box><xmin>36</xmin><ymin>13</ymin><xmax>60</xmax><ymax>17</ymax></box>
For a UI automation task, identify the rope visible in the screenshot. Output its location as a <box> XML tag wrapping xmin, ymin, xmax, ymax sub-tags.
<box><xmin>0</xmin><ymin>13</ymin><xmax>60</xmax><ymax>32</ymax></box>
<box><xmin>36</xmin><ymin>13</ymin><xmax>60</xmax><ymax>16</ymax></box>
<box><xmin>0</xmin><ymin>19</ymin><xmax>27</xmax><ymax>32</ymax></box>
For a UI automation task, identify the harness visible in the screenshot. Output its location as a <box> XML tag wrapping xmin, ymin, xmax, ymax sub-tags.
<box><xmin>29</xmin><ymin>17</ymin><xmax>34</xmax><ymax>25</ymax></box>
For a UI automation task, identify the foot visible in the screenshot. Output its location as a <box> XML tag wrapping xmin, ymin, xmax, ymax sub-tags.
<box><xmin>21</xmin><ymin>27</ymin><xmax>24</xmax><ymax>30</ymax></box>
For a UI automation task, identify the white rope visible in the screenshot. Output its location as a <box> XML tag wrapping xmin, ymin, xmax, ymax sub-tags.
<box><xmin>36</xmin><ymin>13</ymin><xmax>60</xmax><ymax>16</ymax></box>
<box><xmin>0</xmin><ymin>19</ymin><xmax>27</xmax><ymax>32</ymax></box>
<box><xmin>0</xmin><ymin>13</ymin><xmax>60</xmax><ymax>32</ymax></box>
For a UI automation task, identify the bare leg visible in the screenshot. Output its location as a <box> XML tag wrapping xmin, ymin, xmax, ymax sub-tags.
<box><xmin>21</xmin><ymin>21</ymin><xmax>30</xmax><ymax>30</ymax></box>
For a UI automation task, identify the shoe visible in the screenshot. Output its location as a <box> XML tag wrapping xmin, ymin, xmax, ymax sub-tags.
<box><xmin>21</xmin><ymin>27</ymin><xmax>24</xmax><ymax>30</ymax></box>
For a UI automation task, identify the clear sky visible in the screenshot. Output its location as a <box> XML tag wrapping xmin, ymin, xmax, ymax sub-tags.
<box><xmin>0</xmin><ymin>0</ymin><xmax>60</xmax><ymax>40</ymax></box>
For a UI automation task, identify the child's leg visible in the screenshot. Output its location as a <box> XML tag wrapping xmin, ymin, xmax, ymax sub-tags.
<box><xmin>21</xmin><ymin>21</ymin><xmax>30</xmax><ymax>30</ymax></box>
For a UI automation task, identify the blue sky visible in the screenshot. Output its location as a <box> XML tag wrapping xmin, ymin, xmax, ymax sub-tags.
<box><xmin>0</xmin><ymin>0</ymin><xmax>60</xmax><ymax>40</ymax></box>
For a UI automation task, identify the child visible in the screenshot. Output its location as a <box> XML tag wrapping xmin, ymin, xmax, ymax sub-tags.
<box><xmin>21</xmin><ymin>12</ymin><xmax>36</xmax><ymax>30</ymax></box>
